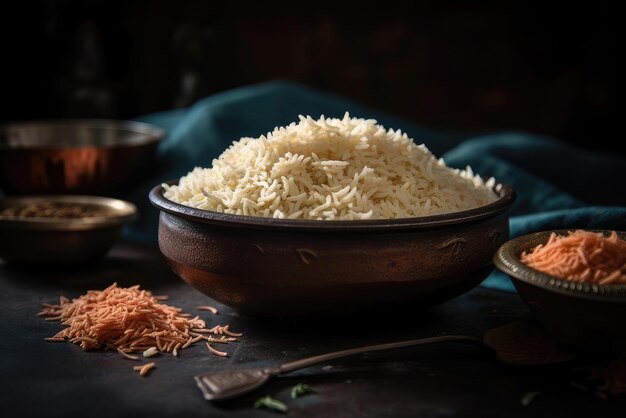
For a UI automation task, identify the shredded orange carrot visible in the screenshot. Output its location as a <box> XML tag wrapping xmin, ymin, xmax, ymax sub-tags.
<box><xmin>115</xmin><ymin>346</ymin><xmax>140</xmax><ymax>361</ymax></box>
<box><xmin>137</xmin><ymin>362</ymin><xmax>156</xmax><ymax>376</ymax></box>
<box><xmin>38</xmin><ymin>283</ymin><xmax>243</xmax><ymax>367</ymax></box>
<box><xmin>220</xmin><ymin>325</ymin><xmax>243</xmax><ymax>337</ymax></box>
<box><xmin>43</xmin><ymin>337</ymin><xmax>65</xmax><ymax>342</ymax></box>
<box><xmin>173</xmin><ymin>342</ymin><xmax>182</xmax><ymax>357</ymax></box>
<box><xmin>197</xmin><ymin>306</ymin><xmax>218</xmax><ymax>314</ymax></box>
<box><xmin>206</xmin><ymin>342</ymin><xmax>228</xmax><ymax>357</ymax></box>
<box><xmin>521</xmin><ymin>230</ymin><xmax>626</xmax><ymax>284</ymax></box>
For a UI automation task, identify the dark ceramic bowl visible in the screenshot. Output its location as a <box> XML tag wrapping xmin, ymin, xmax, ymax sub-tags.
<box><xmin>150</xmin><ymin>181</ymin><xmax>515</xmax><ymax>316</ymax></box>
<box><xmin>0</xmin><ymin>195</ymin><xmax>137</xmax><ymax>264</ymax></box>
<box><xmin>494</xmin><ymin>230</ymin><xmax>626</xmax><ymax>352</ymax></box>
<box><xmin>0</xmin><ymin>120</ymin><xmax>164</xmax><ymax>196</ymax></box>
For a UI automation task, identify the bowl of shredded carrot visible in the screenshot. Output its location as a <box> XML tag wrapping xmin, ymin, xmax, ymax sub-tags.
<box><xmin>494</xmin><ymin>230</ymin><xmax>626</xmax><ymax>352</ymax></box>
<box><xmin>0</xmin><ymin>120</ymin><xmax>164</xmax><ymax>196</ymax></box>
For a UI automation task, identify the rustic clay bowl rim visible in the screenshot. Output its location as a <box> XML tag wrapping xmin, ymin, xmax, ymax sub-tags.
<box><xmin>150</xmin><ymin>180</ymin><xmax>515</xmax><ymax>231</ymax></box>
<box><xmin>0</xmin><ymin>195</ymin><xmax>137</xmax><ymax>231</ymax></box>
<box><xmin>494</xmin><ymin>230</ymin><xmax>626</xmax><ymax>301</ymax></box>
<box><xmin>0</xmin><ymin>119</ymin><xmax>165</xmax><ymax>149</ymax></box>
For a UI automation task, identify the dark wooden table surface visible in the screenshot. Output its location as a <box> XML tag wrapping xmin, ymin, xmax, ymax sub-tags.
<box><xmin>0</xmin><ymin>241</ymin><xmax>622</xmax><ymax>417</ymax></box>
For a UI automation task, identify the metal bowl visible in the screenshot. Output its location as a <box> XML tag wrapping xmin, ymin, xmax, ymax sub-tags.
<box><xmin>494</xmin><ymin>230</ymin><xmax>626</xmax><ymax>352</ymax></box>
<box><xmin>0</xmin><ymin>120</ymin><xmax>164</xmax><ymax>196</ymax></box>
<box><xmin>0</xmin><ymin>195</ymin><xmax>137</xmax><ymax>264</ymax></box>
<box><xmin>149</xmin><ymin>181</ymin><xmax>515</xmax><ymax>316</ymax></box>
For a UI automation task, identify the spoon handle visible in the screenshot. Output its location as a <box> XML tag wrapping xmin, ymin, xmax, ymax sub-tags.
<box><xmin>278</xmin><ymin>335</ymin><xmax>486</xmax><ymax>374</ymax></box>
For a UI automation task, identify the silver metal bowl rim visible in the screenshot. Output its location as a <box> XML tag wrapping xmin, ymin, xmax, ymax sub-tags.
<box><xmin>0</xmin><ymin>195</ymin><xmax>138</xmax><ymax>231</ymax></box>
<box><xmin>0</xmin><ymin>119</ymin><xmax>165</xmax><ymax>149</ymax></box>
<box><xmin>494</xmin><ymin>230</ymin><xmax>626</xmax><ymax>301</ymax></box>
<box><xmin>149</xmin><ymin>179</ymin><xmax>515</xmax><ymax>231</ymax></box>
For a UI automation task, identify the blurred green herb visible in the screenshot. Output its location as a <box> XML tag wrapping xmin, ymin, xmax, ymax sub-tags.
<box><xmin>520</xmin><ymin>391</ymin><xmax>540</xmax><ymax>406</ymax></box>
<box><xmin>254</xmin><ymin>396</ymin><xmax>288</xmax><ymax>413</ymax></box>
<box><xmin>291</xmin><ymin>383</ymin><xmax>314</xmax><ymax>399</ymax></box>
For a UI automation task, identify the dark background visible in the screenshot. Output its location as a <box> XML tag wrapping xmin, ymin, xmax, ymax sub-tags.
<box><xmin>1</xmin><ymin>0</ymin><xmax>617</xmax><ymax>153</ymax></box>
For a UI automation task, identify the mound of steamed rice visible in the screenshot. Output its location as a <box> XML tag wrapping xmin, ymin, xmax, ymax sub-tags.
<box><xmin>163</xmin><ymin>113</ymin><xmax>499</xmax><ymax>220</ymax></box>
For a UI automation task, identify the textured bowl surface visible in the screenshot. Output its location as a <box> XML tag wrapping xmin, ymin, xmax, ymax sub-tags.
<box><xmin>0</xmin><ymin>195</ymin><xmax>137</xmax><ymax>264</ymax></box>
<box><xmin>150</xmin><ymin>181</ymin><xmax>515</xmax><ymax>316</ymax></box>
<box><xmin>494</xmin><ymin>230</ymin><xmax>626</xmax><ymax>352</ymax></box>
<box><xmin>0</xmin><ymin>120</ymin><xmax>164</xmax><ymax>195</ymax></box>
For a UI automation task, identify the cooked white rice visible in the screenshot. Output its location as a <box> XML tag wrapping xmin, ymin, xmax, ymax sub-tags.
<box><xmin>163</xmin><ymin>113</ymin><xmax>498</xmax><ymax>220</ymax></box>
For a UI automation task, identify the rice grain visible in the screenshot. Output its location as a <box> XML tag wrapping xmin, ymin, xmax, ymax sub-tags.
<box><xmin>164</xmin><ymin>113</ymin><xmax>498</xmax><ymax>220</ymax></box>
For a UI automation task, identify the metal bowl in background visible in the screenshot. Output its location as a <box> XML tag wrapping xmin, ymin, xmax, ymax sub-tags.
<box><xmin>149</xmin><ymin>181</ymin><xmax>515</xmax><ymax>316</ymax></box>
<box><xmin>494</xmin><ymin>230</ymin><xmax>626</xmax><ymax>353</ymax></box>
<box><xmin>0</xmin><ymin>120</ymin><xmax>165</xmax><ymax>196</ymax></box>
<box><xmin>0</xmin><ymin>195</ymin><xmax>137</xmax><ymax>264</ymax></box>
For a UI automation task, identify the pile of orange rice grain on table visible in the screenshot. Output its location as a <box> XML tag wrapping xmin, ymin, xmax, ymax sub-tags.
<box><xmin>38</xmin><ymin>283</ymin><xmax>242</xmax><ymax>376</ymax></box>
<box><xmin>521</xmin><ymin>230</ymin><xmax>626</xmax><ymax>285</ymax></box>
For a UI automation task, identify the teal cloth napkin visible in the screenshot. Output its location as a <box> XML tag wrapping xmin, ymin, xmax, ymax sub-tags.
<box><xmin>126</xmin><ymin>81</ymin><xmax>626</xmax><ymax>292</ymax></box>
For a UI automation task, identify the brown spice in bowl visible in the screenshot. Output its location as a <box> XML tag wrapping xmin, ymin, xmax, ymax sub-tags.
<box><xmin>0</xmin><ymin>201</ymin><xmax>112</xmax><ymax>219</ymax></box>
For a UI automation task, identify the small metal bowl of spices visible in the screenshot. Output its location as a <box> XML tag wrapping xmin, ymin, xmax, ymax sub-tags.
<box><xmin>0</xmin><ymin>195</ymin><xmax>137</xmax><ymax>264</ymax></box>
<box><xmin>494</xmin><ymin>230</ymin><xmax>626</xmax><ymax>353</ymax></box>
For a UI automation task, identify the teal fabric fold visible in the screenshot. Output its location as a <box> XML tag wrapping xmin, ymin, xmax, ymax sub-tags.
<box><xmin>123</xmin><ymin>81</ymin><xmax>625</xmax><ymax>292</ymax></box>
